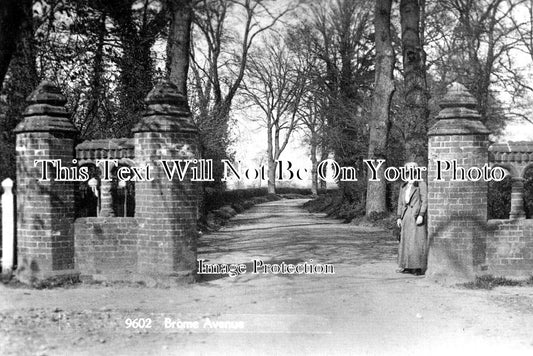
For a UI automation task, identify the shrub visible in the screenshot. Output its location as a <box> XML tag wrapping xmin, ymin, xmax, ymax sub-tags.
<box><xmin>488</xmin><ymin>176</ymin><xmax>511</xmax><ymax>219</ymax></box>
<box><xmin>303</xmin><ymin>189</ymin><xmax>366</xmax><ymax>222</ymax></box>
<box><xmin>367</xmin><ymin>211</ymin><xmax>388</xmax><ymax>222</ymax></box>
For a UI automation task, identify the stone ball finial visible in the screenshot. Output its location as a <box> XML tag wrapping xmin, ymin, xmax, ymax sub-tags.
<box><xmin>439</xmin><ymin>82</ymin><xmax>477</xmax><ymax>109</ymax></box>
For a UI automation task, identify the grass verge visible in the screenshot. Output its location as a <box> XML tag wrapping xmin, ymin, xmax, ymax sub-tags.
<box><xmin>460</xmin><ymin>274</ymin><xmax>533</xmax><ymax>290</ymax></box>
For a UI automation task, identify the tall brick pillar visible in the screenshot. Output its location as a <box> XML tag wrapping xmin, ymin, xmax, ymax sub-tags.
<box><xmin>133</xmin><ymin>81</ymin><xmax>199</xmax><ymax>280</ymax></box>
<box><xmin>426</xmin><ymin>83</ymin><xmax>491</xmax><ymax>281</ymax></box>
<box><xmin>14</xmin><ymin>81</ymin><xmax>79</xmax><ymax>281</ymax></box>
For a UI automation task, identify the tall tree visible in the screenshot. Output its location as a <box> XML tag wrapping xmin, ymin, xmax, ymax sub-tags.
<box><xmin>366</xmin><ymin>0</ymin><xmax>395</xmax><ymax>217</ymax></box>
<box><xmin>189</xmin><ymin>0</ymin><xmax>292</xmax><ymax>185</ymax></box>
<box><xmin>399</xmin><ymin>0</ymin><xmax>428</xmax><ymax>165</ymax></box>
<box><xmin>78</xmin><ymin>9</ymin><xmax>109</xmax><ymax>139</ymax></box>
<box><xmin>167</xmin><ymin>0</ymin><xmax>192</xmax><ymax>95</ymax></box>
<box><xmin>0</xmin><ymin>0</ymin><xmax>25</xmax><ymax>88</ymax></box>
<box><xmin>241</xmin><ymin>38</ymin><xmax>306</xmax><ymax>194</ymax></box>
<box><xmin>425</xmin><ymin>0</ymin><xmax>525</xmax><ymax>134</ymax></box>
<box><xmin>92</xmin><ymin>0</ymin><xmax>169</xmax><ymax>136</ymax></box>
<box><xmin>289</xmin><ymin>0</ymin><xmax>374</xmax><ymax>214</ymax></box>
<box><xmin>299</xmin><ymin>93</ymin><xmax>327</xmax><ymax>196</ymax></box>
<box><xmin>286</xmin><ymin>20</ymin><xmax>329</xmax><ymax>196</ymax></box>
<box><xmin>323</xmin><ymin>0</ymin><xmax>373</xmax><ymax>207</ymax></box>
<box><xmin>0</xmin><ymin>0</ymin><xmax>37</xmax><ymax>181</ymax></box>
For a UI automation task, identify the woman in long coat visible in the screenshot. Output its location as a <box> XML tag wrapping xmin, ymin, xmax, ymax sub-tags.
<box><xmin>396</xmin><ymin>162</ymin><xmax>428</xmax><ymax>275</ymax></box>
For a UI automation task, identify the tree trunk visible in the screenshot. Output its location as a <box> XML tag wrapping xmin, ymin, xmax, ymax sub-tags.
<box><xmin>167</xmin><ymin>0</ymin><xmax>192</xmax><ymax>96</ymax></box>
<box><xmin>82</xmin><ymin>12</ymin><xmax>107</xmax><ymax>139</ymax></box>
<box><xmin>267</xmin><ymin>157</ymin><xmax>276</xmax><ymax>194</ymax></box>
<box><xmin>400</xmin><ymin>0</ymin><xmax>428</xmax><ymax>165</ymax></box>
<box><xmin>3</xmin><ymin>0</ymin><xmax>37</xmax><ymax>128</ymax></box>
<box><xmin>366</xmin><ymin>0</ymin><xmax>395</xmax><ymax>217</ymax></box>
<box><xmin>267</xmin><ymin>120</ymin><xmax>276</xmax><ymax>194</ymax></box>
<box><xmin>0</xmin><ymin>0</ymin><xmax>36</xmax><ymax>180</ymax></box>
<box><xmin>0</xmin><ymin>0</ymin><xmax>23</xmax><ymax>88</ymax></box>
<box><xmin>310</xmin><ymin>134</ymin><xmax>318</xmax><ymax>196</ymax></box>
<box><xmin>319</xmin><ymin>143</ymin><xmax>328</xmax><ymax>190</ymax></box>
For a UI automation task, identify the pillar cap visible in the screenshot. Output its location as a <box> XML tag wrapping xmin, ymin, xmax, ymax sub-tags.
<box><xmin>132</xmin><ymin>80</ymin><xmax>196</xmax><ymax>133</ymax></box>
<box><xmin>14</xmin><ymin>81</ymin><xmax>78</xmax><ymax>135</ymax></box>
<box><xmin>438</xmin><ymin>82</ymin><xmax>477</xmax><ymax>109</ymax></box>
<box><xmin>1</xmin><ymin>177</ymin><xmax>13</xmax><ymax>189</ymax></box>
<box><xmin>26</xmin><ymin>80</ymin><xmax>67</xmax><ymax>106</ymax></box>
<box><xmin>429</xmin><ymin>82</ymin><xmax>490</xmax><ymax>136</ymax></box>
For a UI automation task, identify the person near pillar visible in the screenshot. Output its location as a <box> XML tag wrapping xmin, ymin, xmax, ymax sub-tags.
<box><xmin>396</xmin><ymin>161</ymin><xmax>428</xmax><ymax>276</ymax></box>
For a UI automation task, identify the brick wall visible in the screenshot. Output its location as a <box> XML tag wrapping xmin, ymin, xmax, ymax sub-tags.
<box><xmin>11</xmin><ymin>80</ymin><xmax>200</xmax><ymax>284</ymax></box>
<box><xmin>426</xmin><ymin>83</ymin><xmax>533</xmax><ymax>281</ymax></box>
<box><xmin>134</xmin><ymin>131</ymin><xmax>199</xmax><ymax>276</ymax></box>
<box><xmin>132</xmin><ymin>81</ymin><xmax>199</xmax><ymax>279</ymax></box>
<box><xmin>486</xmin><ymin>219</ymin><xmax>533</xmax><ymax>277</ymax></box>
<box><xmin>13</xmin><ymin>81</ymin><xmax>79</xmax><ymax>281</ymax></box>
<box><xmin>74</xmin><ymin>217</ymin><xmax>139</xmax><ymax>277</ymax></box>
<box><xmin>15</xmin><ymin>132</ymin><xmax>77</xmax><ymax>275</ymax></box>
<box><xmin>427</xmin><ymin>134</ymin><xmax>490</xmax><ymax>280</ymax></box>
<box><xmin>425</xmin><ymin>83</ymin><xmax>492</xmax><ymax>282</ymax></box>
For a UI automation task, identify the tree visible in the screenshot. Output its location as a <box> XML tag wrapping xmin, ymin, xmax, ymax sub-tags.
<box><xmin>0</xmin><ymin>0</ymin><xmax>37</xmax><ymax>181</ymax></box>
<box><xmin>76</xmin><ymin>6</ymin><xmax>111</xmax><ymax>139</ymax></box>
<box><xmin>189</xmin><ymin>0</ymin><xmax>293</xmax><ymax>185</ymax></box>
<box><xmin>314</xmin><ymin>0</ymin><xmax>374</xmax><ymax>205</ymax></box>
<box><xmin>167</xmin><ymin>0</ymin><xmax>192</xmax><ymax>95</ymax></box>
<box><xmin>299</xmin><ymin>93</ymin><xmax>327</xmax><ymax>195</ymax></box>
<box><xmin>285</xmin><ymin>17</ymin><xmax>331</xmax><ymax>196</ymax></box>
<box><xmin>288</xmin><ymin>0</ymin><xmax>375</xmax><ymax>215</ymax></box>
<box><xmin>91</xmin><ymin>0</ymin><xmax>169</xmax><ymax>137</ymax></box>
<box><xmin>0</xmin><ymin>0</ymin><xmax>26</xmax><ymax>88</ymax></box>
<box><xmin>399</xmin><ymin>0</ymin><xmax>429</xmax><ymax>165</ymax></box>
<box><xmin>365</xmin><ymin>0</ymin><xmax>395</xmax><ymax>217</ymax></box>
<box><xmin>1</xmin><ymin>0</ymin><xmax>37</xmax><ymax>123</ymax></box>
<box><xmin>425</xmin><ymin>0</ymin><xmax>525</xmax><ymax>134</ymax></box>
<box><xmin>241</xmin><ymin>38</ymin><xmax>306</xmax><ymax>193</ymax></box>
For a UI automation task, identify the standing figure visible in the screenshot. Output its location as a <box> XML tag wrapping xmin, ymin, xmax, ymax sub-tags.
<box><xmin>396</xmin><ymin>162</ymin><xmax>428</xmax><ymax>275</ymax></box>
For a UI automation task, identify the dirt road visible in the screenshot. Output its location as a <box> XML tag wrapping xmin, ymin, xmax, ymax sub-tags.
<box><xmin>1</xmin><ymin>199</ymin><xmax>533</xmax><ymax>355</ymax></box>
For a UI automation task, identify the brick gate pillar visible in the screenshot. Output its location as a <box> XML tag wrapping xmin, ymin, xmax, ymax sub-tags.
<box><xmin>14</xmin><ymin>81</ymin><xmax>79</xmax><ymax>281</ymax></box>
<box><xmin>426</xmin><ymin>83</ymin><xmax>491</xmax><ymax>281</ymax></box>
<box><xmin>133</xmin><ymin>80</ymin><xmax>199</xmax><ymax>281</ymax></box>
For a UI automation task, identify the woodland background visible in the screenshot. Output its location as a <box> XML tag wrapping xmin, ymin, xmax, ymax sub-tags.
<box><xmin>1</xmin><ymin>0</ymin><xmax>533</xmax><ymax>221</ymax></box>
